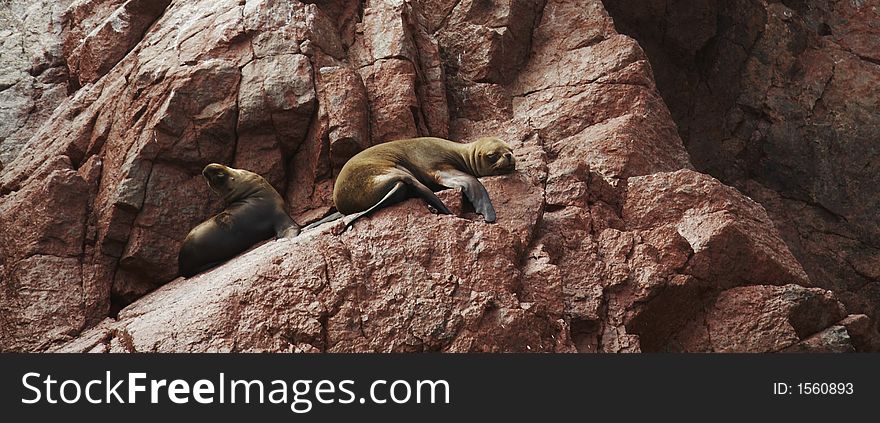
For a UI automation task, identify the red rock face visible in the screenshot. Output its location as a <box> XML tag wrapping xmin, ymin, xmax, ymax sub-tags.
<box><xmin>0</xmin><ymin>0</ymin><xmax>75</xmax><ymax>167</ymax></box>
<box><xmin>603</xmin><ymin>0</ymin><xmax>880</xmax><ymax>344</ymax></box>
<box><xmin>1</xmin><ymin>0</ymin><xmax>877</xmax><ymax>352</ymax></box>
<box><xmin>64</xmin><ymin>0</ymin><xmax>173</xmax><ymax>86</ymax></box>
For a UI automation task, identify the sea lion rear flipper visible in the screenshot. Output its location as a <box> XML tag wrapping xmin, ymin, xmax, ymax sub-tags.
<box><xmin>277</xmin><ymin>224</ymin><xmax>300</xmax><ymax>238</ymax></box>
<box><xmin>434</xmin><ymin>169</ymin><xmax>496</xmax><ymax>222</ymax></box>
<box><xmin>302</xmin><ymin>212</ymin><xmax>345</xmax><ymax>231</ymax></box>
<box><xmin>274</xmin><ymin>215</ymin><xmax>300</xmax><ymax>238</ymax></box>
<box><xmin>343</xmin><ymin>179</ymin><xmax>452</xmax><ymax>231</ymax></box>
<box><xmin>405</xmin><ymin>178</ymin><xmax>452</xmax><ymax>215</ymax></box>
<box><xmin>344</xmin><ymin>181</ymin><xmax>417</xmax><ymax>228</ymax></box>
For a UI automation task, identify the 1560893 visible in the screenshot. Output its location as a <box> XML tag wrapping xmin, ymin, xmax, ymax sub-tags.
<box><xmin>797</xmin><ymin>383</ymin><xmax>854</xmax><ymax>395</ymax></box>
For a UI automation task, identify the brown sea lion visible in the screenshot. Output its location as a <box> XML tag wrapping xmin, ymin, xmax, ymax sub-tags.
<box><xmin>304</xmin><ymin>136</ymin><xmax>516</xmax><ymax>231</ymax></box>
<box><xmin>178</xmin><ymin>164</ymin><xmax>299</xmax><ymax>277</ymax></box>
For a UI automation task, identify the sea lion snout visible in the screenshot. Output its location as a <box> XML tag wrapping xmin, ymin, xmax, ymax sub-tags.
<box><xmin>499</xmin><ymin>152</ymin><xmax>516</xmax><ymax>172</ymax></box>
<box><xmin>473</xmin><ymin>137</ymin><xmax>516</xmax><ymax>175</ymax></box>
<box><xmin>202</xmin><ymin>163</ymin><xmax>231</xmax><ymax>190</ymax></box>
<box><xmin>489</xmin><ymin>151</ymin><xmax>515</xmax><ymax>174</ymax></box>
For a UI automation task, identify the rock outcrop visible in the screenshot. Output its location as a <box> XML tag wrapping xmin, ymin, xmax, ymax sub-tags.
<box><xmin>1</xmin><ymin>0</ymin><xmax>877</xmax><ymax>352</ymax></box>
<box><xmin>603</xmin><ymin>0</ymin><xmax>880</xmax><ymax>342</ymax></box>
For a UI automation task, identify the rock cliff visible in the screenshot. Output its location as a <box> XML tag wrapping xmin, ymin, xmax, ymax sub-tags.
<box><xmin>603</xmin><ymin>0</ymin><xmax>880</xmax><ymax>344</ymax></box>
<box><xmin>0</xmin><ymin>0</ymin><xmax>877</xmax><ymax>352</ymax></box>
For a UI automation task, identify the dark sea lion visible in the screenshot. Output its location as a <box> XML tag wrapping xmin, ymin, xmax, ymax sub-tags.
<box><xmin>304</xmin><ymin>136</ymin><xmax>516</xmax><ymax>231</ymax></box>
<box><xmin>178</xmin><ymin>164</ymin><xmax>299</xmax><ymax>277</ymax></box>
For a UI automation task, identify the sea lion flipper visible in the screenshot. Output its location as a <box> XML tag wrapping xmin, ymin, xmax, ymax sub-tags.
<box><xmin>435</xmin><ymin>169</ymin><xmax>496</xmax><ymax>222</ymax></box>
<box><xmin>343</xmin><ymin>178</ymin><xmax>452</xmax><ymax>227</ymax></box>
<box><xmin>273</xmin><ymin>214</ymin><xmax>300</xmax><ymax>239</ymax></box>
<box><xmin>216</xmin><ymin>211</ymin><xmax>235</xmax><ymax>230</ymax></box>
<box><xmin>405</xmin><ymin>177</ymin><xmax>452</xmax><ymax>215</ymax></box>
<box><xmin>277</xmin><ymin>223</ymin><xmax>300</xmax><ymax>238</ymax></box>
<box><xmin>343</xmin><ymin>181</ymin><xmax>411</xmax><ymax>228</ymax></box>
<box><xmin>302</xmin><ymin>212</ymin><xmax>345</xmax><ymax>231</ymax></box>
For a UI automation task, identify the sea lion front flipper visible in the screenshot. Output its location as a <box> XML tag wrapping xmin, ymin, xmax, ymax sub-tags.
<box><xmin>215</xmin><ymin>211</ymin><xmax>235</xmax><ymax>230</ymax></box>
<box><xmin>434</xmin><ymin>169</ymin><xmax>496</xmax><ymax>222</ymax></box>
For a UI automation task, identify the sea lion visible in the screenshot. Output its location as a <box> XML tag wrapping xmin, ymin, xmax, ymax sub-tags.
<box><xmin>304</xmin><ymin>136</ymin><xmax>516</xmax><ymax>231</ymax></box>
<box><xmin>178</xmin><ymin>163</ymin><xmax>299</xmax><ymax>277</ymax></box>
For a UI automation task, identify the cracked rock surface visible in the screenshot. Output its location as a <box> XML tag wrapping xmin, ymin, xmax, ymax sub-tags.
<box><xmin>603</xmin><ymin>0</ymin><xmax>880</xmax><ymax>344</ymax></box>
<box><xmin>0</xmin><ymin>0</ymin><xmax>877</xmax><ymax>352</ymax></box>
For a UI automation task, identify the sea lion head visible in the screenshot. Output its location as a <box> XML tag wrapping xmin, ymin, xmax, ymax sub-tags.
<box><xmin>471</xmin><ymin>137</ymin><xmax>516</xmax><ymax>176</ymax></box>
<box><xmin>202</xmin><ymin>163</ymin><xmax>264</xmax><ymax>203</ymax></box>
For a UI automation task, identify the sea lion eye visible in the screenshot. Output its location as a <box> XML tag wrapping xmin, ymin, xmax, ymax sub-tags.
<box><xmin>487</xmin><ymin>152</ymin><xmax>500</xmax><ymax>161</ymax></box>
